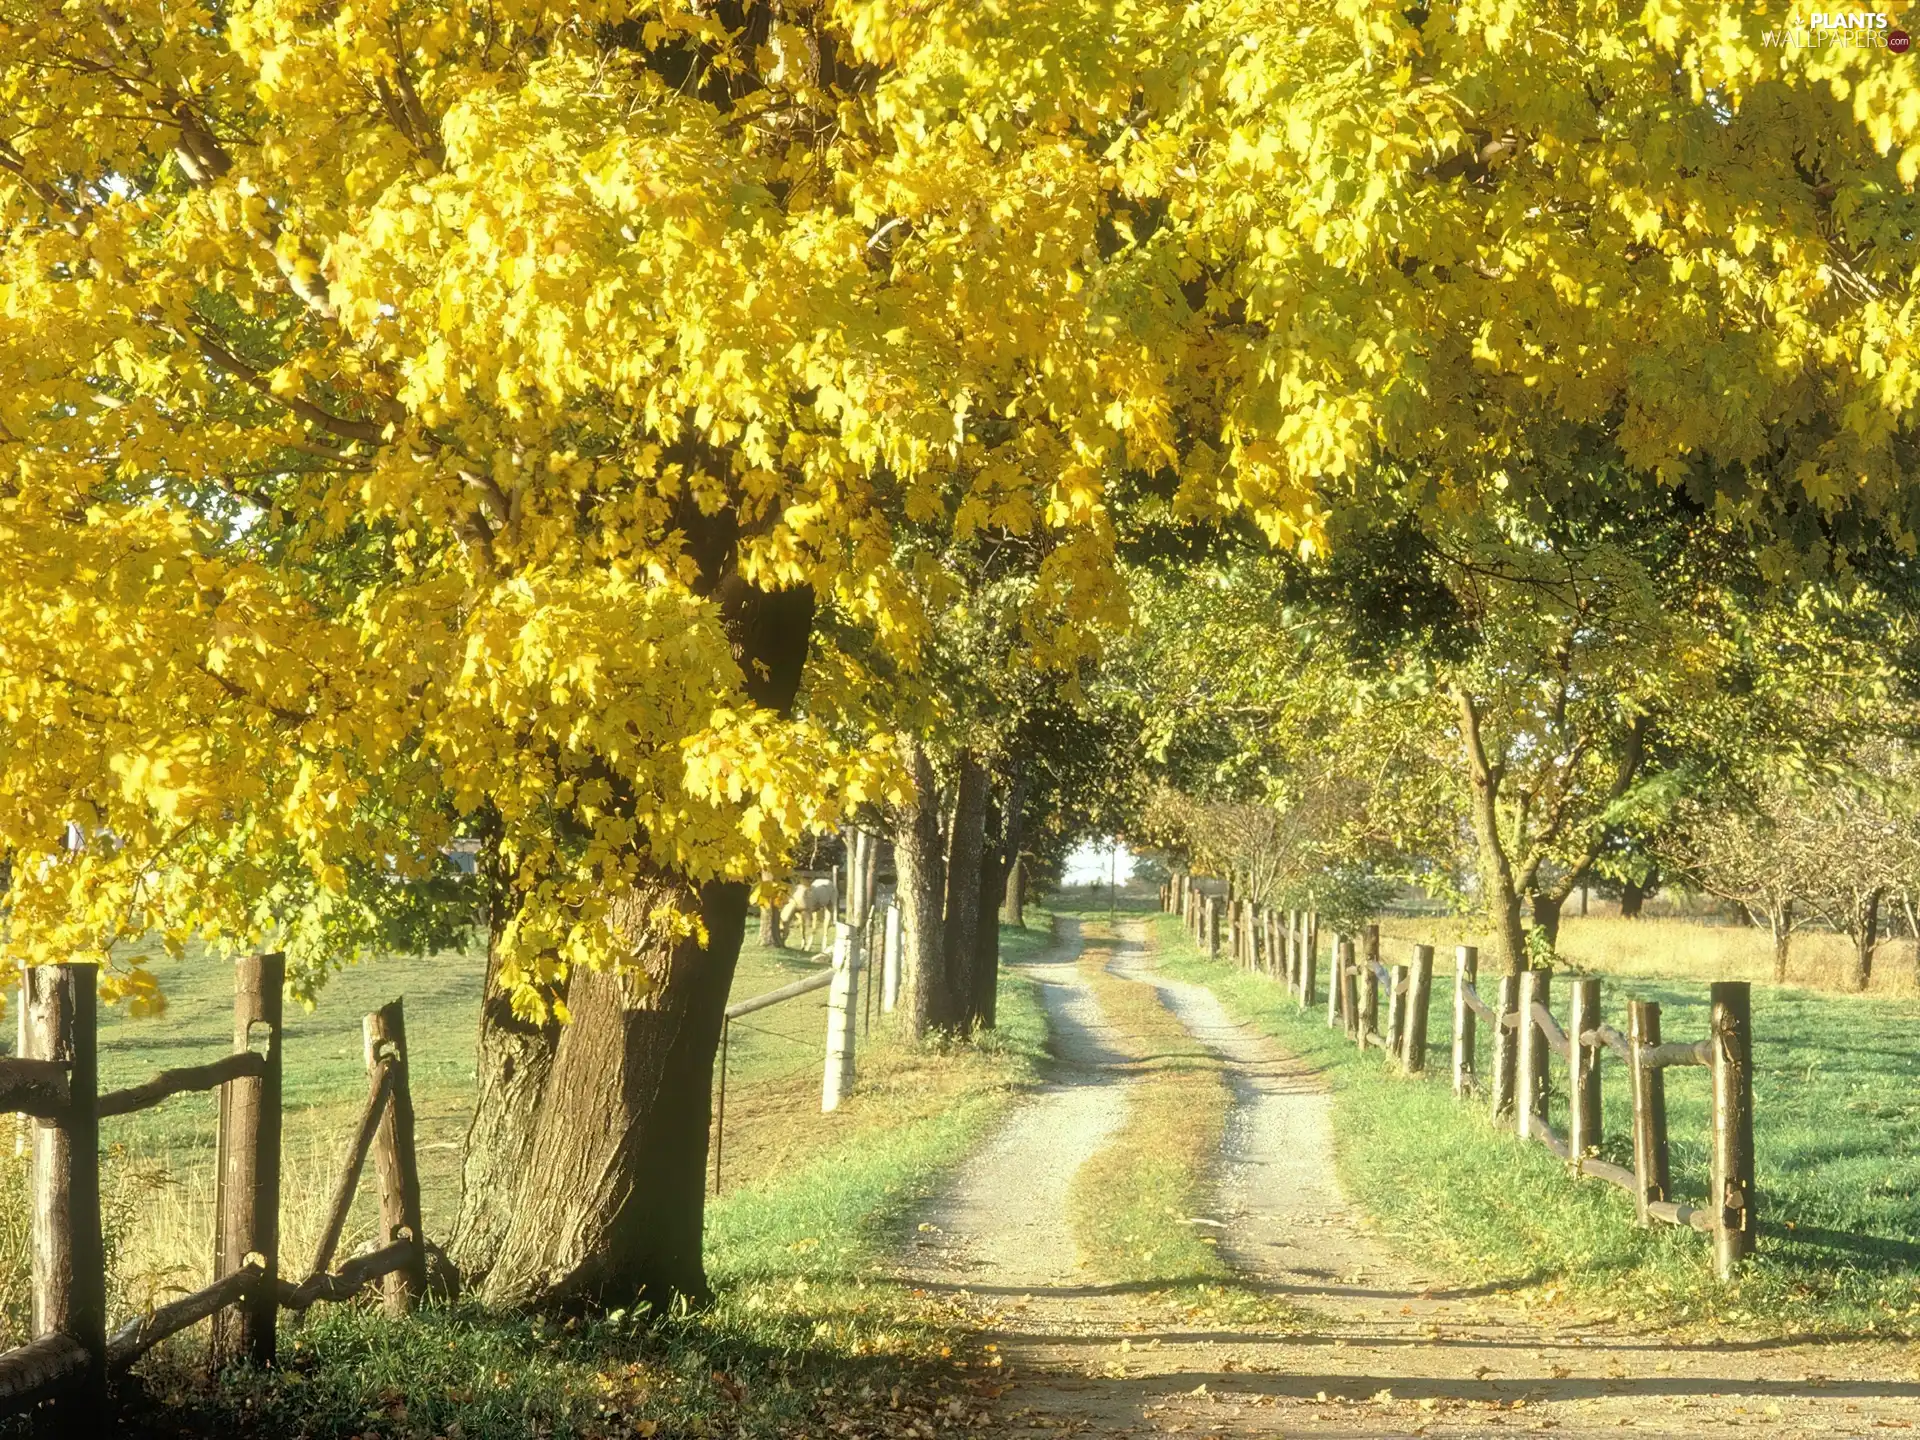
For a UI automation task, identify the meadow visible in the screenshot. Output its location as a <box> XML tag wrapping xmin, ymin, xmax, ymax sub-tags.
<box><xmin>0</xmin><ymin>916</ymin><xmax>1057</xmax><ymax>1397</ymax></box>
<box><xmin>1385</xmin><ymin>911</ymin><xmax>1920</xmax><ymax>999</ymax></box>
<box><xmin>1155</xmin><ymin>908</ymin><xmax>1920</xmax><ymax>1337</ymax></box>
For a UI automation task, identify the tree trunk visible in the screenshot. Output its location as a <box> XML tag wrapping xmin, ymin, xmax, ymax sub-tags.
<box><xmin>453</xmin><ymin>564</ymin><xmax>813</xmax><ymax>1311</ymax></box>
<box><xmin>971</xmin><ymin>786</ymin><xmax>1017</xmax><ymax>1030</ymax></box>
<box><xmin>1001</xmin><ymin>853</ymin><xmax>1027</xmax><ymax>926</ymax></box>
<box><xmin>448</xmin><ymin>830</ymin><xmax>560</xmax><ymax>1285</ymax></box>
<box><xmin>478</xmin><ymin>877</ymin><xmax>746</xmax><ymax>1312</ymax></box>
<box><xmin>972</xmin><ymin>858</ymin><xmax>1002</xmax><ymax>1030</ymax></box>
<box><xmin>757</xmin><ymin>870</ymin><xmax>784</xmax><ymax>949</ymax></box>
<box><xmin>1769</xmin><ymin>898</ymin><xmax>1792</xmax><ymax>984</ymax></box>
<box><xmin>1850</xmin><ymin>887</ymin><xmax>1882</xmax><ymax>992</ymax></box>
<box><xmin>1530</xmin><ymin>891</ymin><xmax>1565</xmax><ymax>951</ymax></box>
<box><xmin>1620</xmin><ymin>875</ymin><xmax>1651</xmax><ymax>919</ymax></box>
<box><xmin>995</xmin><ymin>763</ymin><xmax>1028</xmax><ymax>931</ymax></box>
<box><xmin>937</xmin><ymin>752</ymin><xmax>989</xmax><ymax>1033</ymax></box>
<box><xmin>1455</xmin><ymin>689</ymin><xmax>1529</xmax><ymax>974</ymax></box>
<box><xmin>893</xmin><ymin>737</ymin><xmax>945</xmax><ymax>1041</ymax></box>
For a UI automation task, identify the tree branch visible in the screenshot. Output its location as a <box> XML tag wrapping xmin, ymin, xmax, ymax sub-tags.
<box><xmin>187</xmin><ymin>329</ymin><xmax>386</xmax><ymax>445</ymax></box>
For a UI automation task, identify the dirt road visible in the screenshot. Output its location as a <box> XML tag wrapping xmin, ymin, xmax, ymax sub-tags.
<box><xmin>896</xmin><ymin>918</ymin><xmax>1920</xmax><ymax>1439</ymax></box>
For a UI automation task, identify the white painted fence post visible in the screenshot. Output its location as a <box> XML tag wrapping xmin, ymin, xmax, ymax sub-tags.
<box><xmin>880</xmin><ymin>904</ymin><xmax>901</xmax><ymax>1013</ymax></box>
<box><xmin>822</xmin><ymin>921</ymin><xmax>858</xmax><ymax>1112</ymax></box>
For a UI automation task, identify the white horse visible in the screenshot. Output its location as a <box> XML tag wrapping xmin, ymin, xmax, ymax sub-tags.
<box><xmin>780</xmin><ymin>877</ymin><xmax>838</xmax><ymax>950</ymax></box>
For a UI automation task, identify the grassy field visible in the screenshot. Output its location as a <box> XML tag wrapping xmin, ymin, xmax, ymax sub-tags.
<box><xmin>1153</xmin><ymin>908</ymin><xmax>1920</xmax><ymax>1338</ymax></box>
<box><xmin>0</xmin><ymin>916</ymin><xmax>1057</xmax><ymax>1440</ymax></box>
<box><xmin>1383</xmin><ymin>912</ymin><xmax>1920</xmax><ymax>998</ymax></box>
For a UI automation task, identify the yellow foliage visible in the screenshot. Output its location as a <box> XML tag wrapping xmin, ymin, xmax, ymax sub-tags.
<box><xmin>3</xmin><ymin>0</ymin><xmax>1919</xmax><ymax>990</ymax></box>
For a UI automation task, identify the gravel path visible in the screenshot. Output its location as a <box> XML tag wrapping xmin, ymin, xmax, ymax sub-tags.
<box><xmin>897</xmin><ymin>917</ymin><xmax>1920</xmax><ymax>1440</ymax></box>
<box><xmin>900</xmin><ymin>916</ymin><xmax>1132</xmax><ymax>1293</ymax></box>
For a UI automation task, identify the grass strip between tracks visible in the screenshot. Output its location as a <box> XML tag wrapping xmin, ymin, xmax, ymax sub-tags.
<box><xmin>1065</xmin><ymin>914</ymin><xmax>1300</xmax><ymax>1329</ymax></box>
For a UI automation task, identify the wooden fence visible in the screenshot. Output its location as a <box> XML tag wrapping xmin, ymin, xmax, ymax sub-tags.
<box><xmin>0</xmin><ymin>955</ymin><xmax>431</xmax><ymax>1429</ymax></box>
<box><xmin>1162</xmin><ymin>879</ymin><xmax>1758</xmax><ymax>1279</ymax></box>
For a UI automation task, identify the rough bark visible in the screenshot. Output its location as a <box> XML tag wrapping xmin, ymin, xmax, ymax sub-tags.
<box><xmin>448</xmin><ymin>833</ymin><xmax>559</xmax><ymax>1284</ymax></box>
<box><xmin>1001</xmin><ymin>853</ymin><xmax>1027</xmax><ymax>926</ymax></box>
<box><xmin>1530</xmin><ymin>891</ymin><xmax>1565</xmax><ymax>950</ymax></box>
<box><xmin>995</xmin><ymin>762</ymin><xmax>1028</xmax><ymax>929</ymax></box>
<box><xmin>1849</xmin><ymin>887</ymin><xmax>1882</xmax><ymax>992</ymax></box>
<box><xmin>892</xmin><ymin>737</ymin><xmax>945</xmax><ymax>1041</ymax></box>
<box><xmin>971</xmin><ymin>795</ymin><xmax>1013</xmax><ymax>1030</ymax></box>
<box><xmin>936</xmin><ymin>752</ymin><xmax>990</xmax><ymax>1033</ymax></box>
<box><xmin>453</xmin><ymin>535</ymin><xmax>815</xmax><ymax>1310</ymax></box>
<box><xmin>757</xmin><ymin>870</ymin><xmax>784</xmax><ymax>949</ymax></box>
<box><xmin>478</xmin><ymin>877</ymin><xmax>747</xmax><ymax>1312</ymax></box>
<box><xmin>1455</xmin><ymin>689</ymin><xmax>1529</xmax><ymax>974</ymax></box>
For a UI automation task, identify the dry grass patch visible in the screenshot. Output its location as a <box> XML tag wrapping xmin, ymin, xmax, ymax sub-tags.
<box><xmin>1064</xmin><ymin>918</ymin><xmax>1298</xmax><ymax>1327</ymax></box>
<box><xmin>1068</xmin><ymin>918</ymin><xmax>1232</xmax><ymax>1286</ymax></box>
<box><xmin>1379</xmin><ymin>913</ymin><xmax>1920</xmax><ymax>998</ymax></box>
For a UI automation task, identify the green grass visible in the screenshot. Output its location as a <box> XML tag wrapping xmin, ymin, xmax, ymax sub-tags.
<box><xmin>0</xmin><ymin>930</ymin><xmax>926</xmax><ymax>1337</ymax></box>
<box><xmin>1150</xmin><ymin>909</ymin><xmax>1920</xmax><ymax>1337</ymax></box>
<box><xmin>142</xmin><ymin>941</ymin><xmax>1051</xmax><ymax>1439</ymax></box>
<box><xmin>3</xmin><ymin>918</ymin><xmax>1056</xmax><ymax>1438</ymax></box>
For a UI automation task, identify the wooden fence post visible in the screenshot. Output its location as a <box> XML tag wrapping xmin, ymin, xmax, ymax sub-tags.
<box><xmin>1298</xmin><ymin>922</ymin><xmax>1317</xmax><ymax>1009</ymax></box>
<box><xmin>1325</xmin><ymin>935</ymin><xmax>1343</xmax><ymax>1028</ymax></box>
<box><xmin>1356</xmin><ymin>949</ymin><xmax>1379</xmax><ymax>1053</ymax></box>
<box><xmin>1490</xmin><ymin>972</ymin><xmax>1520</xmax><ymax>1119</ymax></box>
<box><xmin>822</xmin><ymin>921</ymin><xmax>858</xmax><ymax>1111</ymax></box>
<box><xmin>364</xmin><ymin>1001</ymin><xmax>426</xmax><ymax>1316</ymax></box>
<box><xmin>1207</xmin><ymin>898</ymin><xmax>1221</xmax><ymax>958</ymax></box>
<box><xmin>1515</xmin><ymin>968</ymin><xmax>1551</xmax><ymax>1142</ymax></box>
<box><xmin>213</xmin><ymin>952</ymin><xmax>283</xmax><ymax>1369</ymax></box>
<box><xmin>1339</xmin><ymin>939</ymin><xmax>1359</xmax><ymax>1035</ymax></box>
<box><xmin>1452</xmin><ymin>946</ymin><xmax>1478</xmax><ymax>1098</ymax></box>
<box><xmin>1404</xmin><ymin>945</ymin><xmax>1435</xmax><ymax>1073</ymax></box>
<box><xmin>1385</xmin><ymin>963</ymin><xmax>1407</xmax><ymax>1056</ymax></box>
<box><xmin>1628</xmin><ymin>999</ymin><xmax>1670</xmax><ymax>1225</ymax></box>
<box><xmin>880</xmin><ymin>904</ymin><xmax>902</xmax><ymax>1013</ymax></box>
<box><xmin>1568</xmin><ymin>977</ymin><xmax>1602</xmax><ymax>1162</ymax></box>
<box><xmin>1710</xmin><ymin>981</ymin><xmax>1756</xmax><ymax>1277</ymax></box>
<box><xmin>27</xmin><ymin>965</ymin><xmax>105</xmax><ymax>1403</ymax></box>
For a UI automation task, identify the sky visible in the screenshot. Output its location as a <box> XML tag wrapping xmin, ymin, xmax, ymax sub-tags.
<box><xmin>1061</xmin><ymin>839</ymin><xmax>1136</xmax><ymax>888</ymax></box>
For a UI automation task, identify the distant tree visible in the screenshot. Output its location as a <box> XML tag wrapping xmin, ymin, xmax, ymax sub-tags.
<box><xmin>1667</xmin><ymin>793</ymin><xmax>1812</xmax><ymax>983</ymax></box>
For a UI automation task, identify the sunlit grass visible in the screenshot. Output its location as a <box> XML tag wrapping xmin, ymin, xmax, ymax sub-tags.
<box><xmin>1379</xmin><ymin>912</ymin><xmax>1920</xmax><ymax>998</ymax></box>
<box><xmin>2</xmin><ymin>919</ymin><xmax>1056</xmax><ymax>1440</ymax></box>
<box><xmin>1154</xmin><ymin>909</ymin><xmax>1920</xmax><ymax>1337</ymax></box>
<box><xmin>1066</xmin><ymin>915</ymin><xmax>1233</xmax><ymax>1288</ymax></box>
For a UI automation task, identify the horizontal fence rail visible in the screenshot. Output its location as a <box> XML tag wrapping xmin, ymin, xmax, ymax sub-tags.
<box><xmin>0</xmin><ymin>958</ymin><xmax>436</xmax><ymax>1431</ymax></box>
<box><xmin>1161</xmin><ymin>882</ymin><xmax>1761</xmax><ymax>1282</ymax></box>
